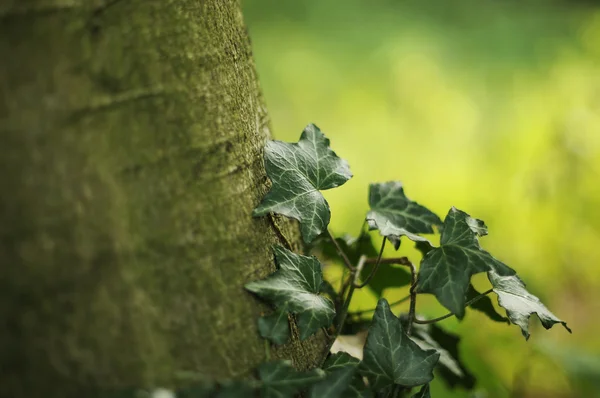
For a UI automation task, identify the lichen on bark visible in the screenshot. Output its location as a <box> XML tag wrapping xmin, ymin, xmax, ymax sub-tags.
<box><xmin>0</xmin><ymin>1</ymin><xmax>326</xmax><ymax>397</ymax></box>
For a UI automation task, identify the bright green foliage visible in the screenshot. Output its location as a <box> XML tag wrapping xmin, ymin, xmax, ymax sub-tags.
<box><xmin>466</xmin><ymin>284</ymin><xmax>508</xmax><ymax>323</ymax></box>
<box><xmin>366</xmin><ymin>182</ymin><xmax>441</xmax><ymax>249</ymax></box>
<box><xmin>253</xmin><ymin>124</ymin><xmax>352</xmax><ymax>243</ymax></box>
<box><xmin>360</xmin><ymin>299</ymin><xmax>440</xmax><ymax>389</ymax></box>
<box><xmin>417</xmin><ymin>207</ymin><xmax>515</xmax><ymax>317</ymax></box>
<box><xmin>489</xmin><ymin>272</ymin><xmax>572</xmax><ymax>339</ymax></box>
<box><xmin>245</xmin><ymin>246</ymin><xmax>335</xmax><ymax>342</ymax></box>
<box><xmin>411</xmin><ymin>384</ymin><xmax>431</xmax><ymax>398</ymax></box>
<box><xmin>258</xmin><ymin>360</ymin><xmax>325</xmax><ymax>398</ymax></box>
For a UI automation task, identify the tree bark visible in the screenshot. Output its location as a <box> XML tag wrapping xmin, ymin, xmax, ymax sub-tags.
<box><xmin>0</xmin><ymin>1</ymin><xmax>326</xmax><ymax>396</ymax></box>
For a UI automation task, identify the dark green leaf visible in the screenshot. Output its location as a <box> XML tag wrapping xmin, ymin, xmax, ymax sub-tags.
<box><xmin>321</xmin><ymin>353</ymin><xmax>373</xmax><ymax>398</ymax></box>
<box><xmin>360</xmin><ymin>299</ymin><xmax>440</xmax><ymax>389</ymax></box>
<box><xmin>253</xmin><ymin>124</ymin><xmax>352</xmax><ymax>243</ymax></box>
<box><xmin>257</xmin><ymin>311</ymin><xmax>290</xmax><ymax>345</ymax></box>
<box><xmin>245</xmin><ymin>246</ymin><xmax>335</xmax><ymax>341</ymax></box>
<box><xmin>411</xmin><ymin>384</ymin><xmax>431</xmax><ymax>398</ymax></box>
<box><xmin>466</xmin><ymin>284</ymin><xmax>508</xmax><ymax>323</ymax></box>
<box><xmin>415</xmin><ymin>240</ymin><xmax>435</xmax><ymax>257</ymax></box>
<box><xmin>366</xmin><ymin>182</ymin><xmax>442</xmax><ymax>249</ymax></box>
<box><xmin>360</xmin><ymin>263</ymin><xmax>412</xmax><ymax>298</ymax></box>
<box><xmin>488</xmin><ymin>272</ymin><xmax>572</xmax><ymax>340</ymax></box>
<box><xmin>323</xmin><ymin>352</ymin><xmax>361</xmax><ymax>370</ymax></box>
<box><xmin>417</xmin><ymin>207</ymin><xmax>515</xmax><ymax>317</ymax></box>
<box><xmin>258</xmin><ymin>360</ymin><xmax>325</xmax><ymax>398</ymax></box>
<box><xmin>412</xmin><ymin>323</ymin><xmax>475</xmax><ymax>390</ymax></box>
<box><xmin>309</xmin><ymin>367</ymin><xmax>356</xmax><ymax>398</ymax></box>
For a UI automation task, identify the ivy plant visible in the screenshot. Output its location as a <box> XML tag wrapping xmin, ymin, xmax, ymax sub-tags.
<box><xmin>133</xmin><ymin>124</ymin><xmax>571</xmax><ymax>398</ymax></box>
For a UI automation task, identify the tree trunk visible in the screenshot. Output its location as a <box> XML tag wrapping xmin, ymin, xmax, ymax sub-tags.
<box><xmin>0</xmin><ymin>1</ymin><xmax>326</xmax><ymax>396</ymax></box>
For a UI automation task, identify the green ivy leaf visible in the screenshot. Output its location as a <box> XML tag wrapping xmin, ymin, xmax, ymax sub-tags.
<box><xmin>411</xmin><ymin>384</ymin><xmax>431</xmax><ymax>398</ymax></box>
<box><xmin>309</xmin><ymin>366</ymin><xmax>356</xmax><ymax>398</ymax></box>
<box><xmin>360</xmin><ymin>299</ymin><xmax>440</xmax><ymax>390</ymax></box>
<box><xmin>366</xmin><ymin>182</ymin><xmax>442</xmax><ymax>249</ymax></box>
<box><xmin>488</xmin><ymin>272</ymin><xmax>572</xmax><ymax>340</ymax></box>
<box><xmin>257</xmin><ymin>310</ymin><xmax>290</xmax><ymax>345</ymax></box>
<box><xmin>245</xmin><ymin>246</ymin><xmax>335</xmax><ymax>342</ymax></box>
<box><xmin>466</xmin><ymin>284</ymin><xmax>508</xmax><ymax>323</ymax></box>
<box><xmin>258</xmin><ymin>360</ymin><xmax>325</xmax><ymax>398</ymax></box>
<box><xmin>323</xmin><ymin>352</ymin><xmax>361</xmax><ymax>369</ymax></box>
<box><xmin>415</xmin><ymin>240</ymin><xmax>435</xmax><ymax>257</ymax></box>
<box><xmin>412</xmin><ymin>323</ymin><xmax>475</xmax><ymax>390</ymax></box>
<box><xmin>417</xmin><ymin>207</ymin><xmax>515</xmax><ymax>317</ymax></box>
<box><xmin>253</xmin><ymin>124</ymin><xmax>352</xmax><ymax>243</ymax></box>
<box><xmin>319</xmin><ymin>353</ymin><xmax>373</xmax><ymax>398</ymax></box>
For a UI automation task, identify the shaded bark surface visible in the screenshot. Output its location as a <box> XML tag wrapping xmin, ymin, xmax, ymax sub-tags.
<box><xmin>0</xmin><ymin>1</ymin><xmax>326</xmax><ymax>396</ymax></box>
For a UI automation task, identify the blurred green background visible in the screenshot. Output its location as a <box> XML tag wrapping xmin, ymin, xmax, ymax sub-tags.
<box><xmin>242</xmin><ymin>1</ymin><xmax>600</xmax><ymax>397</ymax></box>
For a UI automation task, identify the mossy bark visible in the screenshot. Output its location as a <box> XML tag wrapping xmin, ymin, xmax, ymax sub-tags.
<box><xmin>0</xmin><ymin>1</ymin><xmax>326</xmax><ymax>396</ymax></box>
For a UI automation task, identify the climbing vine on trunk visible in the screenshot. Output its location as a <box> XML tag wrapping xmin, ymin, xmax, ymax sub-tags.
<box><xmin>130</xmin><ymin>124</ymin><xmax>571</xmax><ymax>398</ymax></box>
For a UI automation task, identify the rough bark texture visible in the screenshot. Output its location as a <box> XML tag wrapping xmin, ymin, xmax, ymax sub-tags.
<box><xmin>0</xmin><ymin>1</ymin><xmax>326</xmax><ymax>397</ymax></box>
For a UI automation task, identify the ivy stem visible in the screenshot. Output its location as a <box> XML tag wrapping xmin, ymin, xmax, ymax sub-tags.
<box><xmin>348</xmin><ymin>294</ymin><xmax>411</xmax><ymax>317</ymax></box>
<box><xmin>327</xmin><ymin>229</ymin><xmax>355</xmax><ymax>271</ymax></box>
<box><xmin>353</xmin><ymin>237</ymin><xmax>386</xmax><ymax>288</ymax></box>
<box><xmin>320</xmin><ymin>255</ymin><xmax>367</xmax><ymax>365</ymax></box>
<box><xmin>413</xmin><ymin>288</ymin><xmax>495</xmax><ymax>325</ymax></box>
<box><xmin>335</xmin><ymin>255</ymin><xmax>367</xmax><ymax>336</ymax></box>
<box><xmin>360</xmin><ymin>255</ymin><xmax>418</xmax><ymax>334</ymax></box>
<box><xmin>406</xmin><ymin>260</ymin><xmax>418</xmax><ymax>336</ymax></box>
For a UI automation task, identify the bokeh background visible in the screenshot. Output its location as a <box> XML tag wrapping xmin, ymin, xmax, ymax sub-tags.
<box><xmin>243</xmin><ymin>0</ymin><xmax>600</xmax><ymax>397</ymax></box>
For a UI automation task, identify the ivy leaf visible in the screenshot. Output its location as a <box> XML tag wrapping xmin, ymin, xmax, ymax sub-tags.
<box><xmin>245</xmin><ymin>246</ymin><xmax>335</xmax><ymax>342</ymax></box>
<box><xmin>412</xmin><ymin>323</ymin><xmax>475</xmax><ymax>390</ymax></box>
<box><xmin>360</xmin><ymin>299</ymin><xmax>440</xmax><ymax>390</ymax></box>
<box><xmin>488</xmin><ymin>272</ymin><xmax>572</xmax><ymax>340</ymax></box>
<box><xmin>411</xmin><ymin>384</ymin><xmax>431</xmax><ymax>398</ymax></box>
<box><xmin>366</xmin><ymin>182</ymin><xmax>442</xmax><ymax>249</ymax></box>
<box><xmin>318</xmin><ymin>353</ymin><xmax>373</xmax><ymax>398</ymax></box>
<box><xmin>466</xmin><ymin>284</ymin><xmax>508</xmax><ymax>323</ymax></box>
<box><xmin>253</xmin><ymin>124</ymin><xmax>352</xmax><ymax>243</ymax></box>
<box><xmin>309</xmin><ymin>366</ymin><xmax>357</xmax><ymax>398</ymax></box>
<box><xmin>257</xmin><ymin>310</ymin><xmax>290</xmax><ymax>345</ymax></box>
<box><xmin>258</xmin><ymin>360</ymin><xmax>325</xmax><ymax>398</ymax></box>
<box><xmin>323</xmin><ymin>352</ymin><xmax>361</xmax><ymax>369</ymax></box>
<box><xmin>417</xmin><ymin>207</ymin><xmax>515</xmax><ymax>318</ymax></box>
<box><xmin>415</xmin><ymin>240</ymin><xmax>435</xmax><ymax>257</ymax></box>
